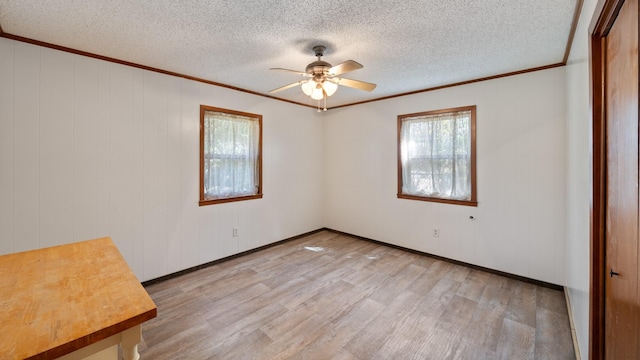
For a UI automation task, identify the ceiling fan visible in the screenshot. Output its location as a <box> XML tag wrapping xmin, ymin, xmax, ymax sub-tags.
<box><xmin>269</xmin><ymin>45</ymin><xmax>376</xmax><ymax>111</ymax></box>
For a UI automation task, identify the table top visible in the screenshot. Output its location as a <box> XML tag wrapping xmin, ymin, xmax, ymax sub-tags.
<box><xmin>0</xmin><ymin>238</ymin><xmax>157</xmax><ymax>360</ymax></box>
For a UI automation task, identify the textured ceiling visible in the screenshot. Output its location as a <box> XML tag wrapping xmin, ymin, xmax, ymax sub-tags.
<box><xmin>0</xmin><ymin>0</ymin><xmax>579</xmax><ymax>108</ymax></box>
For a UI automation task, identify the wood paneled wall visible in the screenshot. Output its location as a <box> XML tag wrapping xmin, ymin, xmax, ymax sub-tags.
<box><xmin>323</xmin><ymin>68</ymin><xmax>567</xmax><ymax>286</ymax></box>
<box><xmin>0</xmin><ymin>38</ymin><xmax>324</xmax><ymax>282</ymax></box>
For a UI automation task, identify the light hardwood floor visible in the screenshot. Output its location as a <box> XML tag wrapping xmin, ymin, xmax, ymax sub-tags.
<box><xmin>138</xmin><ymin>230</ymin><xmax>575</xmax><ymax>359</ymax></box>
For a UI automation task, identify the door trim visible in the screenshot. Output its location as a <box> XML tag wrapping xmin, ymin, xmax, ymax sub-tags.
<box><xmin>590</xmin><ymin>0</ymin><xmax>627</xmax><ymax>358</ymax></box>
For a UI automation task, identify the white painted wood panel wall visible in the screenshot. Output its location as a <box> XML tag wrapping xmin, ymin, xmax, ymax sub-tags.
<box><xmin>323</xmin><ymin>67</ymin><xmax>567</xmax><ymax>286</ymax></box>
<box><xmin>0</xmin><ymin>38</ymin><xmax>324</xmax><ymax>282</ymax></box>
<box><xmin>565</xmin><ymin>0</ymin><xmax>598</xmax><ymax>357</ymax></box>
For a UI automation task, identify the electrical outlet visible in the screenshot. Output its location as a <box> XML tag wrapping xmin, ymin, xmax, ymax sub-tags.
<box><xmin>433</xmin><ymin>228</ymin><xmax>439</xmax><ymax>237</ymax></box>
<box><xmin>233</xmin><ymin>227</ymin><xmax>239</xmax><ymax>237</ymax></box>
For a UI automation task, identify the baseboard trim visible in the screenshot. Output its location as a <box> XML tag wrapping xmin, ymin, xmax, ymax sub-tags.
<box><xmin>564</xmin><ymin>286</ymin><xmax>582</xmax><ymax>360</ymax></box>
<box><xmin>141</xmin><ymin>228</ymin><xmax>326</xmax><ymax>287</ymax></box>
<box><xmin>325</xmin><ymin>228</ymin><xmax>563</xmax><ymax>291</ymax></box>
<box><xmin>143</xmin><ymin>227</ymin><xmax>563</xmax><ymax>292</ymax></box>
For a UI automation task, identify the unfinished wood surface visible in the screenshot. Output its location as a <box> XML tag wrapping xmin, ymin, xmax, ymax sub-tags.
<box><xmin>0</xmin><ymin>238</ymin><xmax>157</xmax><ymax>360</ymax></box>
<box><xmin>140</xmin><ymin>231</ymin><xmax>574</xmax><ymax>359</ymax></box>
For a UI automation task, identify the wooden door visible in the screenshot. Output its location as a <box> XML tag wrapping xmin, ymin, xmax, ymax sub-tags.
<box><xmin>604</xmin><ymin>0</ymin><xmax>640</xmax><ymax>358</ymax></box>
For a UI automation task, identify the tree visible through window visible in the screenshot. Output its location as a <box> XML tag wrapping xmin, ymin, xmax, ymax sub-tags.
<box><xmin>397</xmin><ymin>105</ymin><xmax>477</xmax><ymax>206</ymax></box>
<box><xmin>200</xmin><ymin>105</ymin><xmax>262</xmax><ymax>205</ymax></box>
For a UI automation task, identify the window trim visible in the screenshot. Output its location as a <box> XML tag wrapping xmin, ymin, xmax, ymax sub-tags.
<box><xmin>199</xmin><ymin>105</ymin><xmax>263</xmax><ymax>206</ymax></box>
<box><xmin>397</xmin><ymin>105</ymin><xmax>477</xmax><ymax>207</ymax></box>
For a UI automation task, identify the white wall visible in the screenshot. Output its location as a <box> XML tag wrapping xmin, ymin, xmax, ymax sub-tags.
<box><xmin>0</xmin><ymin>38</ymin><xmax>324</xmax><ymax>282</ymax></box>
<box><xmin>565</xmin><ymin>0</ymin><xmax>598</xmax><ymax>357</ymax></box>
<box><xmin>324</xmin><ymin>67</ymin><xmax>567</xmax><ymax>285</ymax></box>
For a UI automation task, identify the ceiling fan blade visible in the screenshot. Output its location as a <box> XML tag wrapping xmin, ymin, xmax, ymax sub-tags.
<box><xmin>269</xmin><ymin>68</ymin><xmax>310</xmax><ymax>77</ymax></box>
<box><xmin>269</xmin><ymin>81</ymin><xmax>304</xmax><ymax>93</ymax></box>
<box><xmin>334</xmin><ymin>77</ymin><xmax>377</xmax><ymax>92</ymax></box>
<box><xmin>328</xmin><ymin>60</ymin><xmax>363</xmax><ymax>76</ymax></box>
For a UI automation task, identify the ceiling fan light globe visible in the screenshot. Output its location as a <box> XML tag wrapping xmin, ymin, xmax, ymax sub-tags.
<box><xmin>323</xmin><ymin>81</ymin><xmax>338</xmax><ymax>96</ymax></box>
<box><xmin>301</xmin><ymin>80</ymin><xmax>315</xmax><ymax>96</ymax></box>
<box><xmin>311</xmin><ymin>87</ymin><xmax>324</xmax><ymax>100</ymax></box>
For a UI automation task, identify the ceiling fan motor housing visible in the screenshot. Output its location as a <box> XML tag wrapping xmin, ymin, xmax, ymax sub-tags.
<box><xmin>307</xmin><ymin>45</ymin><xmax>332</xmax><ymax>79</ymax></box>
<box><xmin>306</xmin><ymin>60</ymin><xmax>332</xmax><ymax>78</ymax></box>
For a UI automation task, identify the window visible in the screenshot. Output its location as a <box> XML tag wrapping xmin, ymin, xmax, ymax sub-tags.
<box><xmin>397</xmin><ymin>105</ymin><xmax>477</xmax><ymax>206</ymax></box>
<box><xmin>200</xmin><ymin>105</ymin><xmax>262</xmax><ymax>205</ymax></box>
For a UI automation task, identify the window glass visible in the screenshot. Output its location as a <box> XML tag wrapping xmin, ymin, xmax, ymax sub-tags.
<box><xmin>398</xmin><ymin>106</ymin><xmax>477</xmax><ymax>206</ymax></box>
<box><xmin>200</xmin><ymin>106</ymin><xmax>262</xmax><ymax>205</ymax></box>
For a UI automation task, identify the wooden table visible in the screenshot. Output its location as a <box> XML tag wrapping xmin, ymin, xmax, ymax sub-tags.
<box><xmin>0</xmin><ymin>238</ymin><xmax>157</xmax><ymax>360</ymax></box>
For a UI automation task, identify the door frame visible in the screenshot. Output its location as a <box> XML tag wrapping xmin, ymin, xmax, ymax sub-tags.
<box><xmin>589</xmin><ymin>0</ymin><xmax>630</xmax><ymax>358</ymax></box>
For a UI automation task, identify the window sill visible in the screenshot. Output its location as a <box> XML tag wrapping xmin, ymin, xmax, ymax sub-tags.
<box><xmin>199</xmin><ymin>194</ymin><xmax>263</xmax><ymax>206</ymax></box>
<box><xmin>397</xmin><ymin>193</ymin><xmax>478</xmax><ymax>207</ymax></box>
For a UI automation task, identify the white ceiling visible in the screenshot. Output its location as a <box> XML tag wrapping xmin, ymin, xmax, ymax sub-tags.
<box><xmin>0</xmin><ymin>0</ymin><xmax>579</xmax><ymax>109</ymax></box>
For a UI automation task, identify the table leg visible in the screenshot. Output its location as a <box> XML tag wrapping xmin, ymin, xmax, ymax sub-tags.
<box><xmin>121</xmin><ymin>325</ymin><xmax>142</xmax><ymax>360</ymax></box>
